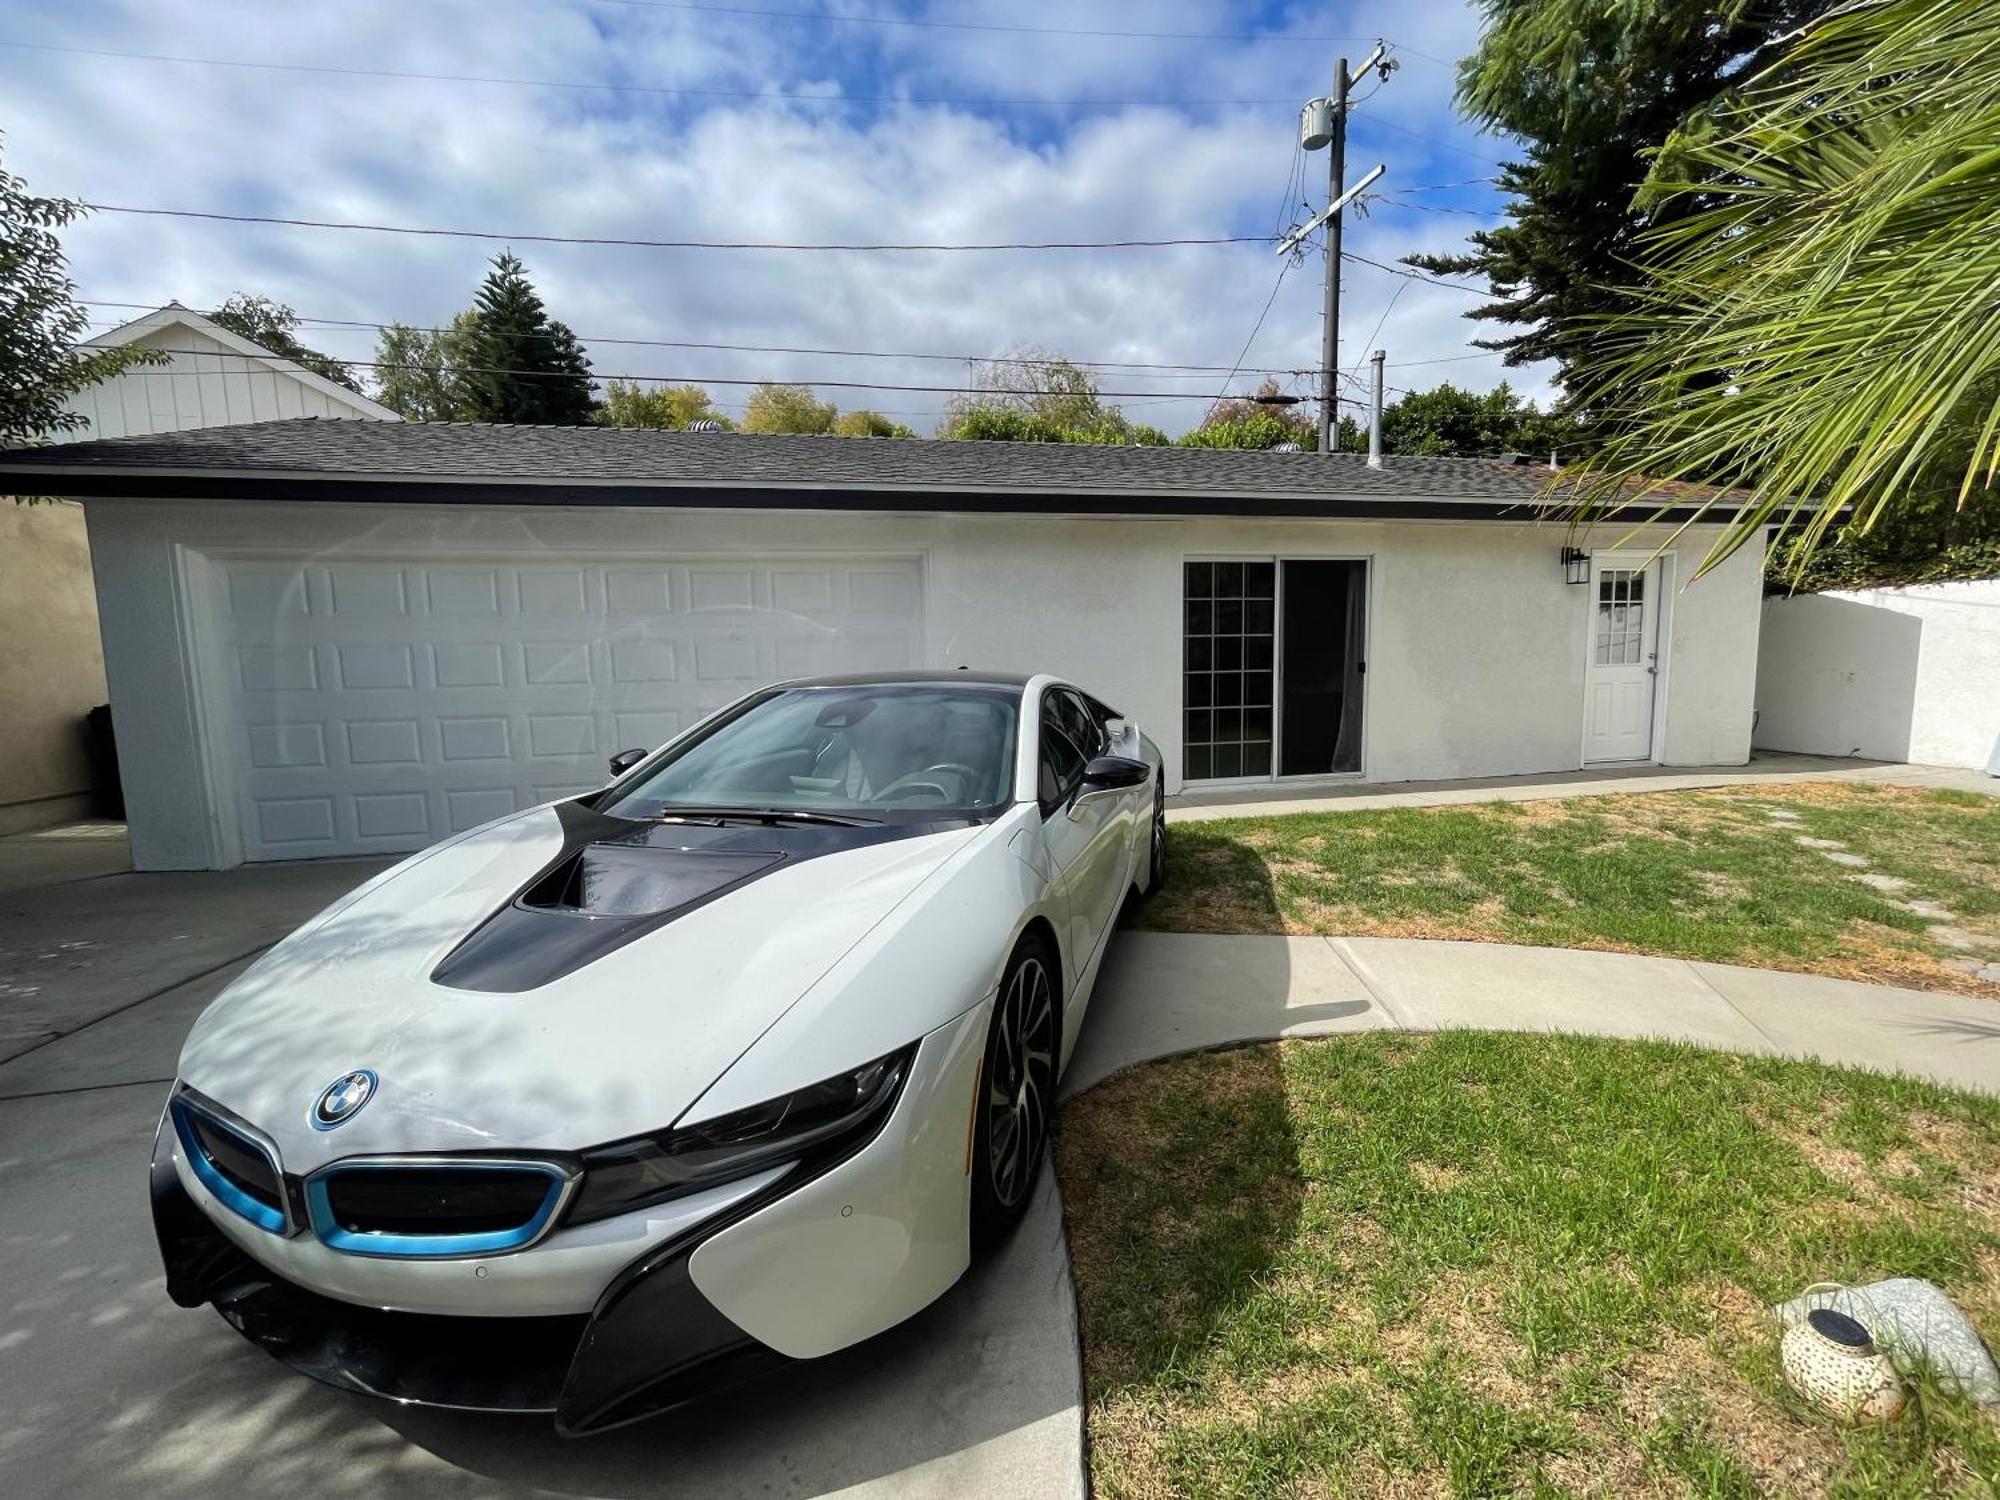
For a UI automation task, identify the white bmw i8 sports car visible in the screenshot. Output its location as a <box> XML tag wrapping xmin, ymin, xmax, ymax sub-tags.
<box><xmin>152</xmin><ymin>670</ymin><xmax>1163</xmax><ymax>1433</ymax></box>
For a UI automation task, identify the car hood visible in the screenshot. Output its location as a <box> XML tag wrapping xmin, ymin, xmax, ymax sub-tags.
<box><xmin>177</xmin><ymin>802</ymin><xmax>986</xmax><ymax>1170</ymax></box>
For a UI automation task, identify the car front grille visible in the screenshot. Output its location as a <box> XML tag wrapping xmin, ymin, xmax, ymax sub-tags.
<box><xmin>171</xmin><ymin>1094</ymin><xmax>290</xmax><ymax>1234</ymax></box>
<box><xmin>306</xmin><ymin>1160</ymin><xmax>573</xmax><ymax>1258</ymax></box>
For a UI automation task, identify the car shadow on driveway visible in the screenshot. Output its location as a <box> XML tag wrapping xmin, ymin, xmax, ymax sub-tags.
<box><xmin>381</xmin><ymin>1172</ymin><xmax>1078</xmax><ymax>1496</ymax></box>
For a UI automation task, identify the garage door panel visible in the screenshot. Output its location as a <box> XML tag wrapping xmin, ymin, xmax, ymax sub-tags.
<box><xmin>213</xmin><ymin>554</ymin><xmax>923</xmax><ymax>861</ymax></box>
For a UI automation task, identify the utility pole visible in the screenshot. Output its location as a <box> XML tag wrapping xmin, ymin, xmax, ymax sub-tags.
<box><xmin>1320</xmin><ymin>58</ymin><xmax>1348</xmax><ymax>456</ymax></box>
<box><xmin>1279</xmin><ymin>44</ymin><xmax>1388</xmax><ymax>456</ymax></box>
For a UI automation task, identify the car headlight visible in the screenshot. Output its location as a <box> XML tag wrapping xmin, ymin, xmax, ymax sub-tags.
<box><xmin>564</xmin><ymin>1046</ymin><xmax>915</xmax><ymax>1226</ymax></box>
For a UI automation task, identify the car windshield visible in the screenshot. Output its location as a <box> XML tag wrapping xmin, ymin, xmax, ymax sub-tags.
<box><xmin>603</xmin><ymin>684</ymin><xmax>1020</xmax><ymax>819</ymax></box>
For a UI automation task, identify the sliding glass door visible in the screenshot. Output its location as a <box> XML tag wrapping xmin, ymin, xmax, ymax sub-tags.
<box><xmin>1182</xmin><ymin>558</ymin><xmax>1366</xmax><ymax>784</ymax></box>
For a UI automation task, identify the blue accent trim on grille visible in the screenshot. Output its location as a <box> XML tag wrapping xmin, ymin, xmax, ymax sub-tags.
<box><xmin>169</xmin><ymin>1096</ymin><xmax>289</xmax><ymax>1235</ymax></box>
<box><xmin>305</xmin><ymin>1161</ymin><xmax>571</xmax><ymax>1259</ymax></box>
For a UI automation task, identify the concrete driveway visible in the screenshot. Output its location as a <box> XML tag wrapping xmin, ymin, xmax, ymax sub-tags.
<box><xmin>0</xmin><ymin>826</ymin><xmax>1085</xmax><ymax>1500</ymax></box>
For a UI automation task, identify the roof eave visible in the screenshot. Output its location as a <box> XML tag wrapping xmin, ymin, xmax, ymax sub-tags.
<box><xmin>0</xmin><ymin>462</ymin><xmax>1739</xmax><ymax>522</ymax></box>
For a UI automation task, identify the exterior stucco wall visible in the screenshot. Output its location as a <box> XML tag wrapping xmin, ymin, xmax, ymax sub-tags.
<box><xmin>1755</xmin><ymin>579</ymin><xmax>2000</xmax><ymax>770</ymax></box>
<box><xmin>0</xmin><ymin>502</ymin><xmax>107</xmax><ymax>832</ymax></box>
<box><xmin>84</xmin><ymin>499</ymin><xmax>1764</xmax><ymax>869</ymax></box>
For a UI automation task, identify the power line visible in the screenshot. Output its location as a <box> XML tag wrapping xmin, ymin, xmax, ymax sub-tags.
<box><xmin>1341</xmin><ymin>250</ymin><xmax>1490</xmax><ymax>295</ymax></box>
<box><xmin>1380</xmin><ymin>194</ymin><xmax>1496</xmax><ymax>218</ymax></box>
<box><xmin>76</xmin><ymin>202</ymin><xmax>1270</xmax><ymax>253</ymax></box>
<box><xmin>0</xmin><ymin>40</ymin><xmax>1303</xmax><ymax>110</ymax></box>
<box><xmin>76</xmin><ymin>298</ymin><xmax>1320</xmax><ymax>379</ymax></box>
<box><xmin>1344</xmin><ymin>114</ymin><xmax>1506</xmax><ymax>168</ymax></box>
<box><xmin>1210</xmin><ymin>259</ymin><xmax>1295</xmax><ymax>411</ymax></box>
<box><xmin>1346</xmin><ymin>280</ymin><xmax>1409</xmax><ymax>388</ymax></box>
<box><xmin>1395</xmin><ymin>348</ymin><xmax>1510</xmax><ymax>366</ymax></box>
<box><xmin>116</xmin><ymin>343</ymin><xmax>1333</xmax><ymax>402</ymax></box>
<box><xmin>556</xmin><ymin>0</ymin><xmax>1447</xmax><ymax>54</ymax></box>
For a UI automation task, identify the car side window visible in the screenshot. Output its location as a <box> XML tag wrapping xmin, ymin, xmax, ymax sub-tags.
<box><xmin>1038</xmin><ymin>700</ymin><xmax>1089</xmax><ymax>815</ymax></box>
<box><xmin>1052</xmin><ymin>689</ymin><xmax>1105</xmax><ymax>760</ymax></box>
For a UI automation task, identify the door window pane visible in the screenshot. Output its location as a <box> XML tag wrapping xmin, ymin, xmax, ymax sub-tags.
<box><xmin>1594</xmin><ymin>568</ymin><xmax>1646</xmax><ymax>666</ymax></box>
<box><xmin>1184</xmin><ymin>559</ymin><xmax>1279</xmax><ymax>781</ymax></box>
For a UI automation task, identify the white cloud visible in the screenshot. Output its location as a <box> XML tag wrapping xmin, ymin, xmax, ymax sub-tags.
<box><xmin>6</xmin><ymin>0</ymin><xmax>1555</xmax><ymax>433</ymax></box>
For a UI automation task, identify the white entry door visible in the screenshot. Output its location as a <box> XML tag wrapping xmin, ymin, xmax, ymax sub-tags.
<box><xmin>1582</xmin><ymin>558</ymin><xmax>1661</xmax><ymax>764</ymax></box>
<box><xmin>204</xmin><ymin>553</ymin><xmax>924</xmax><ymax>861</ymax></box>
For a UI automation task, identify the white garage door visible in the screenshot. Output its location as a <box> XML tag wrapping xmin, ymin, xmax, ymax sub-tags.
<box><xmin>208</xmin><ymin>555</ymin><xmax>924</xmax><ymax>861</ymax></box>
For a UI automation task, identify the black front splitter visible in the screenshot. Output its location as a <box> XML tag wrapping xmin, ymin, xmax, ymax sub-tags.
<box><xmin>151</xmin><ymin>1122</ymin><xmax>790</xmax><ymax>1434</ymax></box>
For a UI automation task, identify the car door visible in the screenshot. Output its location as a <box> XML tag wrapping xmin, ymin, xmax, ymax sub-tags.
<box><xmin>1036</xmin><ymin>688</ymin><xmax>1135</xmax><ymax>978</ymax></box>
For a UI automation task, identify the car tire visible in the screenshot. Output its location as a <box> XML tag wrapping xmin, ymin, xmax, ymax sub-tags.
<box><xmin>971</xmin><ymin>932</ymin><xmax>1060</xmax><ymax>1248</ymax></box>
<box><xmin>1145</xmin><ymin>779</ymin><xmax>1167</xmax><ymax>895</ymax></box>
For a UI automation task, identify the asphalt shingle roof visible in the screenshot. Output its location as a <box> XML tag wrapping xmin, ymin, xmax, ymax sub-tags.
<box><xmin>0</xmin><ymin>418</ymin><xmax>1568</xmax><ymax>506</ymax></box>
<box><xmin>0</xmin><ymin>416</ymin><xmax>1721</xmax><ymax>519</ymax></box>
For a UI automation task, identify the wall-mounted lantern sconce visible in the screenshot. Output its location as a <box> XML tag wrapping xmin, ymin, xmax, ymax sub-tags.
<box><xmin>1561</xmin><ymin>546</ymin><xmax>1591</xmax><ymax>585</ymax></box>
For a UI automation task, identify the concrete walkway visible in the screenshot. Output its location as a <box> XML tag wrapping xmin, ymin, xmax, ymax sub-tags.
<box><xmin>1168</xmin><ymin>752</ymin><xmax>1997</xmax><ymax>823</ymax></box>
<box><xmin>1068</xmin><ymin>932</ymin><xmax>2000</xmax><ymax>1099</ymax></box>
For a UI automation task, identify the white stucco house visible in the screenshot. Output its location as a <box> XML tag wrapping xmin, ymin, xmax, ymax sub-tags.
<box><xmin>0</xmin><ymin>306</ymin><xmax>397</xmax><ymax>835</ymax></box>
<box><xmin>0</xmin><ymin>419</ymin><xmax>1764</xmax><ymax>870</ymax></box>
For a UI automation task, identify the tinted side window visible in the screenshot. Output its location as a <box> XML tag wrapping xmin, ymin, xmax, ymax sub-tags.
<box><xmin>1051</xmin><ymin>689</ymin><xmax>1105</xmax><ymax>759</ymax></box>
<box><xmin>1038</xmin><ymin>726</ymin><xmax>1088</xmax><ymax>813</ymax></box>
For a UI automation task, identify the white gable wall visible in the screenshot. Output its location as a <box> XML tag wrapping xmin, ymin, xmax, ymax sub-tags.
<box><xmin>55</xmin><ymin>323</ymin><xmax>392</xmax><ymax>441</ymax></box>
<box><xmin>84</xmin><ymin>497</ymin><xmax>1764</xmax><ymax>869</ymax></box>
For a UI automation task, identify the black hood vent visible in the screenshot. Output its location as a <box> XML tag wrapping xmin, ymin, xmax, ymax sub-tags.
<box><xmin>525</xmin><ymin>844</ymin><xmax>781</xmax><ymax>918</ymax></box>
<box><xmin>429</xmin><ymin>800</ymin><xmax>970</xmax><ymax>994</ymax></box>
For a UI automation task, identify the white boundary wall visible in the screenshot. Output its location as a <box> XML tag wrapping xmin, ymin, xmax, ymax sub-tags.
<box><xmin>1755</xmin><ymin>579</ymin><xmax>2000</xmax><ymax>771</ymax></box>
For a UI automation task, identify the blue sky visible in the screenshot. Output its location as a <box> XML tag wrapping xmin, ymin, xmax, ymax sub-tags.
<box><xmin>0</xmin><ymin>0</ymin><xmax>1544</xmax><ymax>432</ymax></box>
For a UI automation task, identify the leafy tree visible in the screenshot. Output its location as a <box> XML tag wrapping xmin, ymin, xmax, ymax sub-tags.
<box><xmin>1410</xmin><ymin>0</ymin><xmax>1830</xmax><ymax>412</ymax></box>
<box><xmin>1179</xmin><ymin>412</ymin><xmax>1319</xmax><ymax>451</ymax></box>
<box><xmin>832</xmin><ymin>409</ymin><xmax>915</xmax><ymax>439</ymax></box>
<box><xmin>595</xmin><ymin>380</ymin><xmax>730</xmax><ymax>430</ymax></box>
<box><xmin>944</xmin><ymin>408</ymin><xmax>1165</xmax><ymax>444</ymax></box>
<box><xmin>461</xmin><ymin>252</ymin><xmax>595</xmax><ymax>424</ymax></box>
<box><xmin>1182</xmin><ymin>378</ymin><xmax>1318</xmax><ymax>449</ymax></box>
<box><xmin>0</xmin><ymin>143</ymin><xmax>161</xmax><ymax>449</ymax></box>
<box><xmin>373</xmin><ymin>312</ymin><xmax>479</xmax><ymax>422</ymax></box>
<box><xmin>742</xmin><ymin>382</ymin><xmax>837</xmax><ymax>435</ymax></box>
<box><xmin>1370</xmin><ymin>381</ymin><xmax>1570</xmax><ymax>459</ymax></box>
<box><xmin>1556</xmin><ymin>0</ymin><xmax>2000</xmax><ymax>582</ymax></box>
<box><xmin>209</xmin><ymin>294</ymin><xmax>361</xmax><ymax>392</ymax></box>
<box><xmin>940</xmin><ymin>350</ymin><xmax>1164</xmax><ymax>444</ymax></box>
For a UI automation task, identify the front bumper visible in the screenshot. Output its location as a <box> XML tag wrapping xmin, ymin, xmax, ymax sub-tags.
<box><xmin>150</xmin><ymin>1001</ymin><xmax>987</xmax><ymax>1433</ymax></box>
<box><xmin>151</xmin><ymin>1122</ymin><xmax>795</xmax><ymax>1432</ymax></box>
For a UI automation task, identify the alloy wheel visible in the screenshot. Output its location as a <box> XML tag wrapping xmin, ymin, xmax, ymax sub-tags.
<box><xmin>987</xmin><ymin>955</ymin><xmax>1055</xmax><ymax>1209</ymax></box>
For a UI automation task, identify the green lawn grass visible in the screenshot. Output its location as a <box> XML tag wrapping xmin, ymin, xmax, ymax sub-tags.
<box><xmin>1141</xmin><ymin>782</ymin><xmax>2000</xmax><ymax>997</ymax></box>
<box><xmin>1058</xmin><ymin>1033</ymin><xmax>2000</xmax><ymax>1497</ymax></box>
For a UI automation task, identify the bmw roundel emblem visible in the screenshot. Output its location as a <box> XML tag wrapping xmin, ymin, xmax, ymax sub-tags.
<box><xmin>311</xmin><ymin>1069</ymin><xmax>379</xmax><ymax>1130</ymax></box>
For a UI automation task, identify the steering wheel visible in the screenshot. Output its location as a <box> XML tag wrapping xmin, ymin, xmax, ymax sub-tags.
<box><xmin>873</xmin><ymin>762</ymin><xmax>982</xmax><ymax>804</ymax></box>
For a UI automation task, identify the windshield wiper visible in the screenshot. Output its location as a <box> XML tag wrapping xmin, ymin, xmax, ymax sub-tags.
<box><xmin>655</xmin><ymin>805</ymin><xmax>878</xmax><ymax>828</ymax></box>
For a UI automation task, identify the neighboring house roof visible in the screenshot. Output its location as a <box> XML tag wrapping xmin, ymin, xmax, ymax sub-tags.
<box><xmin>0</xmin><ymin>415</ymin><xmax>1734</xmax><ymax>522</ymax></box>
<box><xmin>56</xmin><ymin>304</ymin><xmax>400</xmax><ymax>434</ymax></box>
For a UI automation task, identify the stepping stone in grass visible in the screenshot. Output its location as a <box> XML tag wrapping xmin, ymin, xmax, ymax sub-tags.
<box><xmin>1821</xmin><ymin>851</ymin><xmax>1870</xmax><ymax>868</ymax></box>
<box><xmin>1796</xmin><ymin>835</ymin><xmax>1846</xmax><ymax>849</ymax></box>
<box><xmin>1899</xmin><ymin>898</ymin><xmax>1955</xmax><ymax>919</ymax></box>
<box><xmin>1764</xmin><ymin>809</ymin><xmax>1804</xmax><ymax>823</ymax></box>
<box><xmin>1856</xmin><ymin>873</ymin><xmax>1911</xmax><ymax>893</ymax></box>
<box><xmin>1928</xmin><ymin>925</ymin><xmax>1997</xmax><ymax>951</ymax></box>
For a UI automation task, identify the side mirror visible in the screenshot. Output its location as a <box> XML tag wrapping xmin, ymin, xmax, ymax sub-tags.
<box><xmin>1080</xmin><ymin>755</ymin><xmax>1149</xmax><ymax>792</ymax></box>
<box><xmin>607</xmin><ymin>747</ymin><xmax>649</xmax><ymax>777</ymax></box>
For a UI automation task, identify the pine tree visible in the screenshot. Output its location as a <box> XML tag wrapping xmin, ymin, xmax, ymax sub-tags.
<box><xmin>461</xmin><ymin>252</ymin><xmax>595</xmax><ymax>424</ymax></box>
<box><xmin>1409</xmin><ymin>0</ymin><xmax>1831</xmax><ymax>423</ymax></box>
